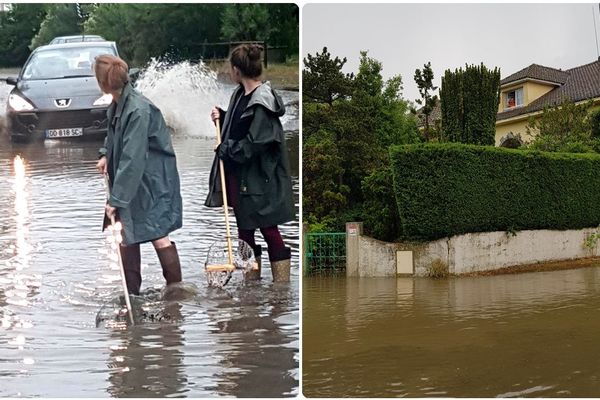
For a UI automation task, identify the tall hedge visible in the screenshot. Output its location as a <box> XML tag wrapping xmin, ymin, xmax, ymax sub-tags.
<box><xmin>440</xmin><ymin>63</ymin><xmax>500</xmax><ymax>145</ymax></box>
<box><xmin>390</xmin><ymin>143</ymin><xmax>600</xmax><ymax>241</ymax></box>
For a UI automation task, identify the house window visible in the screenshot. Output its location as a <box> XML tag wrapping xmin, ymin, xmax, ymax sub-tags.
<box><xmin>505</xmin><ymin>87</ymin><xmax>524</xmax><ymax>109</ymax></box>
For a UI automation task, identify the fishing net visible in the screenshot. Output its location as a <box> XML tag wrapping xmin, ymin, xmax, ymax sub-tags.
<box><xmin>205</xmin><ymin>239</ymin><xmax>256</xmax><ymax>288</ymax></box>
<box><xmin>95</xmin><ymin>294</ymin><xmax>142</xmax><ymax>329</ymax></box>
<box><xmin>95</xmin><ymin>290</ymin><xmax>182</xmax><ymax>328</ymax></box>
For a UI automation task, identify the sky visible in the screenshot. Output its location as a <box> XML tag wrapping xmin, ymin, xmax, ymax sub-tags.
<box><xmin>303</xmin><ymin>3</ymin><xmax>600</xmax><ymax>104</ymax></box>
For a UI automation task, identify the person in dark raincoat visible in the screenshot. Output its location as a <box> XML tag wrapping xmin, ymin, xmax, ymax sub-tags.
<box><xmin>94</xmin><ymin>55</ymin><xmax>183</xmax><ymax>296</ymax></box>
<box><xmin>207</xmin><ymin>44</ymin><xmax>295</xmax><ymax>282</ymax></box>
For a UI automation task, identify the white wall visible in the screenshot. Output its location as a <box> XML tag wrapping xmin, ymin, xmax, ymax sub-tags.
<box><xmin>351</xmin><ymin>228</ymin><xmax>600</xmax><ymax>277</ymax></box>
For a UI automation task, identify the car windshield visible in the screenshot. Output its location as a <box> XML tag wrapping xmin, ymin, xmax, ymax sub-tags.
<box><xmin>21</xmin><ymin>46</ymin><xmax>115</xmax><ymax>80</ymax></box>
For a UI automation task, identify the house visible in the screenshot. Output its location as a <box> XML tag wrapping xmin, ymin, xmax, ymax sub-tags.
<box><xmin>417</xmin><ymin>59</ymin><xmax>600</xmax><ymax>146</ymax></box>
<box><xmin>415</xmin><ymin>98</ymin><xmax>441</xmax><ymax>134</ymax></box>
<box><xmin>496</xmin><ymin>59</ymin><xmax>600</xmax><ymax>146</ymax></box>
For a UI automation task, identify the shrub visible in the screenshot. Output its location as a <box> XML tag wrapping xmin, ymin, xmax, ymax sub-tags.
<box><xmin>440</xmin><ymin>63</ymin><xmax>501</xmax><ymax>145</ymax></box>
<box><xmin>591</xmin><ymin>109</ymin><xmax>600</xmax><ymax>139</ymax></box>
<box><xmin>390</xmin><ymin>143</ymin><xmax>600</xmax><ymax>241</ymax></box>
<box><xmin>361</xmin><ymin>165</ymin><xmax>401</xmax><ymax>242</ymax></box>
<box><xmin>427</xmin><ymin>259</ymin><xmax>449</xmax><ymax>278</ymax></box>
<box><xmin>527</xmin><ymin>99</ymin><xmax>594</xmax><ymax>152</ymax></box>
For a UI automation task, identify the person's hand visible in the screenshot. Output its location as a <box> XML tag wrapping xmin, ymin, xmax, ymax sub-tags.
<box><xmin>96</xmin><ymin>156</ymin><xmax>107</xmax><ymax>174</ymax></box>
<box><xmin>211</xmin><ymin>107</ymin><xmax>220</xmax><ymax>123</ymax></box>
<box><xmin>105</xmin><ymin>203</ymin><xmax>117</xmax><ymax>219</ymax></box>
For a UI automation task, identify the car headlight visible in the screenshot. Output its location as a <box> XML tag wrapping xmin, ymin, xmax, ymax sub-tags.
<box><xmin>8</xmin><ymin>94</ymin><xmax>34</xmax><ymax>112</ymax></box>
<box><xmin>93</xmin><ymin>93</ymin><xmax>113</xmax><ymax>106</ymax></box>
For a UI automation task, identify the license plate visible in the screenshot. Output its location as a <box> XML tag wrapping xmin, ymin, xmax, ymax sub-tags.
<box><xmin>46</xmin><ymin>128</ymin><xmax>83</xmax><ymax>138</ymax></box>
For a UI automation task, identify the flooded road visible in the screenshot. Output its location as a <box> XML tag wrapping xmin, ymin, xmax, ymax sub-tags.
<box><xmin>303</xmin><ymin>268</ymin><xmax>600</xmax><ymax>397</ymax></box>
<box><xmin>0</xmin><ymin>65</ymin><xmax>299</xmax><ymax>397</ymax></box>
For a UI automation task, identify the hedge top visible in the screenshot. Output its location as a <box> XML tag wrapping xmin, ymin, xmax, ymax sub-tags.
<box><xmin>390</xmin><ymin>143</ymin><xmax>600</xmax><ymax>241</ymax></box>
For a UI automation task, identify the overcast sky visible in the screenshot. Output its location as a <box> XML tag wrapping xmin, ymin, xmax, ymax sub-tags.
<box><xmin>303</xmin><ymin>3</ymin><xmax>600</xmax><ymax>104</ymax></box>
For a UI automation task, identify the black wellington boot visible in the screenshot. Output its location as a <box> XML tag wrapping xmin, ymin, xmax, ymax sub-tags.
<box><xmin>155</xmin><ymin>242</ymin><xmax>182</xmax><ymax>285</ymax></box>
<box><xmin>119</xmin><ymin>243</ymin><xmax>141</xmax><ymax>295</ymax></box>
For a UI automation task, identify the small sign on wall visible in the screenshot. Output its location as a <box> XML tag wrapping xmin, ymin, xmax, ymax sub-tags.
<box><xmin>396</xmin><ymin>251</ymin><xmax>414</xmax><ymax>275</ymax></box>
<box><xmin>348</xmin><ymin>223</ymin><xmax>359</xmax><ymax>236</ymax></box>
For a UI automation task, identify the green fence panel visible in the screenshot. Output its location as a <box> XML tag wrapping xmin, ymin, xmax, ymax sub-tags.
<box><xmin>305</xmin><ymin>233</ymin><xmax>346</xmax><ymax>276</ymax></box>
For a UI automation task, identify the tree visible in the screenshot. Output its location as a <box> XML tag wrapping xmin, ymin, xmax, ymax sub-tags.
<box><xmin>0</xmin><ymin>4</ymin><xmax>47</xmax><ymax>67</ymax></box>
<box><xmin>84</xmin><ymin>4</ymin><xmax>135</xmax><ymax>61</ymax></box>
<box><xmin>265</xmin><ymin>4</ymin><xmax>299</xmax><ymax>58</ymax></box>
<box><xmin>440</xmin><ymin>63</ymin><xmax>501</xmax><ymax>145</ymax></box>
<box><xmin>2</xmin><ymin>4</ymin><xmax>298</xmax><ymax>68</ymax></box>
<box><xmin>220</xmin><ymin>4</ymin><xmax>298</xmax><ymax>59</ymax></box>
<box><xmin>30</xmin><ymin>4</ymin><xmax>82</xmax><ymax>49</ymax></box>
<box><xmin>302</xmin><ymin>46</ymin><xmax>353</xmax><ymax>106</ymax></box>
<box><xmin>414</xmin><ymin>61</ymin><xmax>438</xmax><ymax>140</ymax></box>
<box><xmin>354</xmin><ymin>51</ymin><xmax>383</xmax><ymax>97</ymax></box>
<box><xmin>527</xmin><ymin>99</ymin><xmax>594</xmax><ymax>153</ymax></box>
<box><xmin>220</xmin><ymin>4</ymin><xmax>272</xmax><ymax>42</ymax></box>
<box><xmin>303</xmin><ymin>134</ymin><xmax>348</xmax><ymax>222</ymax></box>
<box><xmin>302</xmin><ymin>48</ymin><xmax>420</xmax><ymax>236</ymax></box>
<box><xmin>86</xmin><ymin>4</ymin><xmax>225</xmax><ymax>66</ymax></box>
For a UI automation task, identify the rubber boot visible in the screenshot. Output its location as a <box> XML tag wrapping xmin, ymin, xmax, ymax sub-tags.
<box><xmin>269</xmin><ymin>247</ymin><xmax>291</xmax><ymax>283</ymax></box>
<box><xmin>155</xmin><ymin>242</ymin><xmax>182</xmax><ymax>285</ymax></box>
<box><xmin>244</xmin><ymin>245</ymin><xmax>262</xmax><ymax>281</ymax></box>
<box><xmin>119</xmin><ymin>243</ymin><xmax>141</xmax><ymax>296</ymax></box>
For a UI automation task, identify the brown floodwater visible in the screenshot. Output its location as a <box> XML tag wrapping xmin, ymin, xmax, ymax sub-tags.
<box><xmin>303</xmin><ymin>269</ymin><xmax>600</xmax><ymax>397</ymax></box>
<box><xmin>0</xmin><ymin>64</ymin><xmax>299</xmax><ymax>397</ymax></box>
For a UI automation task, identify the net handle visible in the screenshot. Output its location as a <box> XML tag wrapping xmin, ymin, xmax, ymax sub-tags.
<box><xmin>215</xmin><ymin>119</ymin><xmax>234</xmax><ymax>266</ymax></box>
<box><xmin>104</xmin><ymin>174</ymin><xmax>135</xmax><ymax>325</ymax></box>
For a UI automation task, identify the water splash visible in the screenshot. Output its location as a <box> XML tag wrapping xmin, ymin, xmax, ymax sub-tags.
<box><xmin>134</xmin><ymin>59</ymin><xmax>229</xmax><ymax>137</ymax></box>
<box><xmin>133</xmin><ymin>59</ymin><xmax>299</xmax><ymax>137</ymax></box>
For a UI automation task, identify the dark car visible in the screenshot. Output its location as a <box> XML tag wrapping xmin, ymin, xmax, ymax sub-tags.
<box><xmin>49</xmin><ymin>35</ymin><xmax>106</xmax><ymax>44</ymax></box>
<box><xmin>4</xmin><ymin>41</ymin><xmax>119</xmax><ymax>141</ymax></box>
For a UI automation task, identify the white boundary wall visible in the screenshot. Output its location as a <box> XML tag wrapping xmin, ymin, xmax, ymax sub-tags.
<box><xmin>346</xmin><ymin>223</ymin><xmax>600</xmax><ymax>277</ymax></box>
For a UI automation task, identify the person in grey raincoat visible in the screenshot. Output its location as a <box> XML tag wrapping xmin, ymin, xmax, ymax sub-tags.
<box><xmin>207</xmin><ymin>44</ymin><xmax>295</xmax><ymax>282</ymax></box>
<box><xmin>94</xmin><ymin>55</ymin><xmax>183</xmax><ymax>296</ymax></box>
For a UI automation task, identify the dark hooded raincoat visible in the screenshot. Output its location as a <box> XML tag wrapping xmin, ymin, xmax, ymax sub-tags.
<box><xmin>100</xmin><ymin>82</ymin><xmax>182</xmax><ymax>245</ymax></box>
<box><xmin>205</xmin><ymin>81</ymin><xmax>295</xmax><ymax>230</ymax></box>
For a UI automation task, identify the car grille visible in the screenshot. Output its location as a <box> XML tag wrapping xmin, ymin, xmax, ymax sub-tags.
<box><xmin>16</xmin><ymin>109</ymin><xmax>108</xmax><ymax>129</ymax></box>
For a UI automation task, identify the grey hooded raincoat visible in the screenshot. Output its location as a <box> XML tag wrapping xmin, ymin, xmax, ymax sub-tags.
<box><xmin>205</xmin><ymin>82</ymin><xmax>295</xmax><ymax>230</ymax></box>
<box><xmin>100</xmin><ymin>82</ymin><xmax>182</xmax><ymax>245</ymax></box>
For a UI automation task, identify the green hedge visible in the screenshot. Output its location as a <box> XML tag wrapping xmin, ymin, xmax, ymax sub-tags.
<box><xmin>389</xmin><ymin>143</ymin><xmax>600</xmax><ymax>241</ymax></box>
<box><xmin>361</xmin><ymin>165</ymin><xmax>401</xmax><ymax>242</ymax></box>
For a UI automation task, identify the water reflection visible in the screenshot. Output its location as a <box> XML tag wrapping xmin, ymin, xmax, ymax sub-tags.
<box><xmin>211</xmin><ymin>284</ymin><xmax>298</xmax><ymax>397</ymax></box>
<box><xmin>0</xmin><ymin>155</ymin><xmax>39</xmax><ymax>379</ymax></box>
<box><xmin>13</xmin><ymin>156</ymin><xmax>29</xmax><ymax>258</ymax></box>
<box><xmin>304</xmin><ymin>269</ymin><xmax>600</xmax><ymax>397</ymax></box>
<box><xmin>107</xmin><ymin>303</ymin><xmax>187</xmax><ymax>397</ymax></box>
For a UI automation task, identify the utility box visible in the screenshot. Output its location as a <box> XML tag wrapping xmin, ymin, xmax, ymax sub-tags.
<box><xmin>396</xmin><ymin>251</ymin><xmax>413</xmax><ymax>275</ymax></box>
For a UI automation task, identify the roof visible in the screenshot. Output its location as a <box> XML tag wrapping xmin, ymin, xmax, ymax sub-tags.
<box><xmin>416</xmin><ymin>98</ymin><xmax>441</xmax><ymax>128</ymax></box>
<box><xmin>500</xmin><ymin>63</ymin><xmax>570</xmax><ymax>86</ymax></box>
<box><xmin>50</xmin><ymin>35</ymin><xmax>104</xmax><ymax>43</ymax></box>
<box><xmin>34</xmin><ymin>41</ymin><xmax>117</xmax><ymax>53</ymax></box>
<box><xmin>498</xmin><ymin>59</ymin><xmax>600</xmax><ymax>121</ymax></box>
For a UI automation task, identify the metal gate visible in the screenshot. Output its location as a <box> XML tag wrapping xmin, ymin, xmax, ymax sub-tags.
<box><xmin>304</xmin><ymin>232</ymin><xmax>346</xmax><ymax>276</ymax></box>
